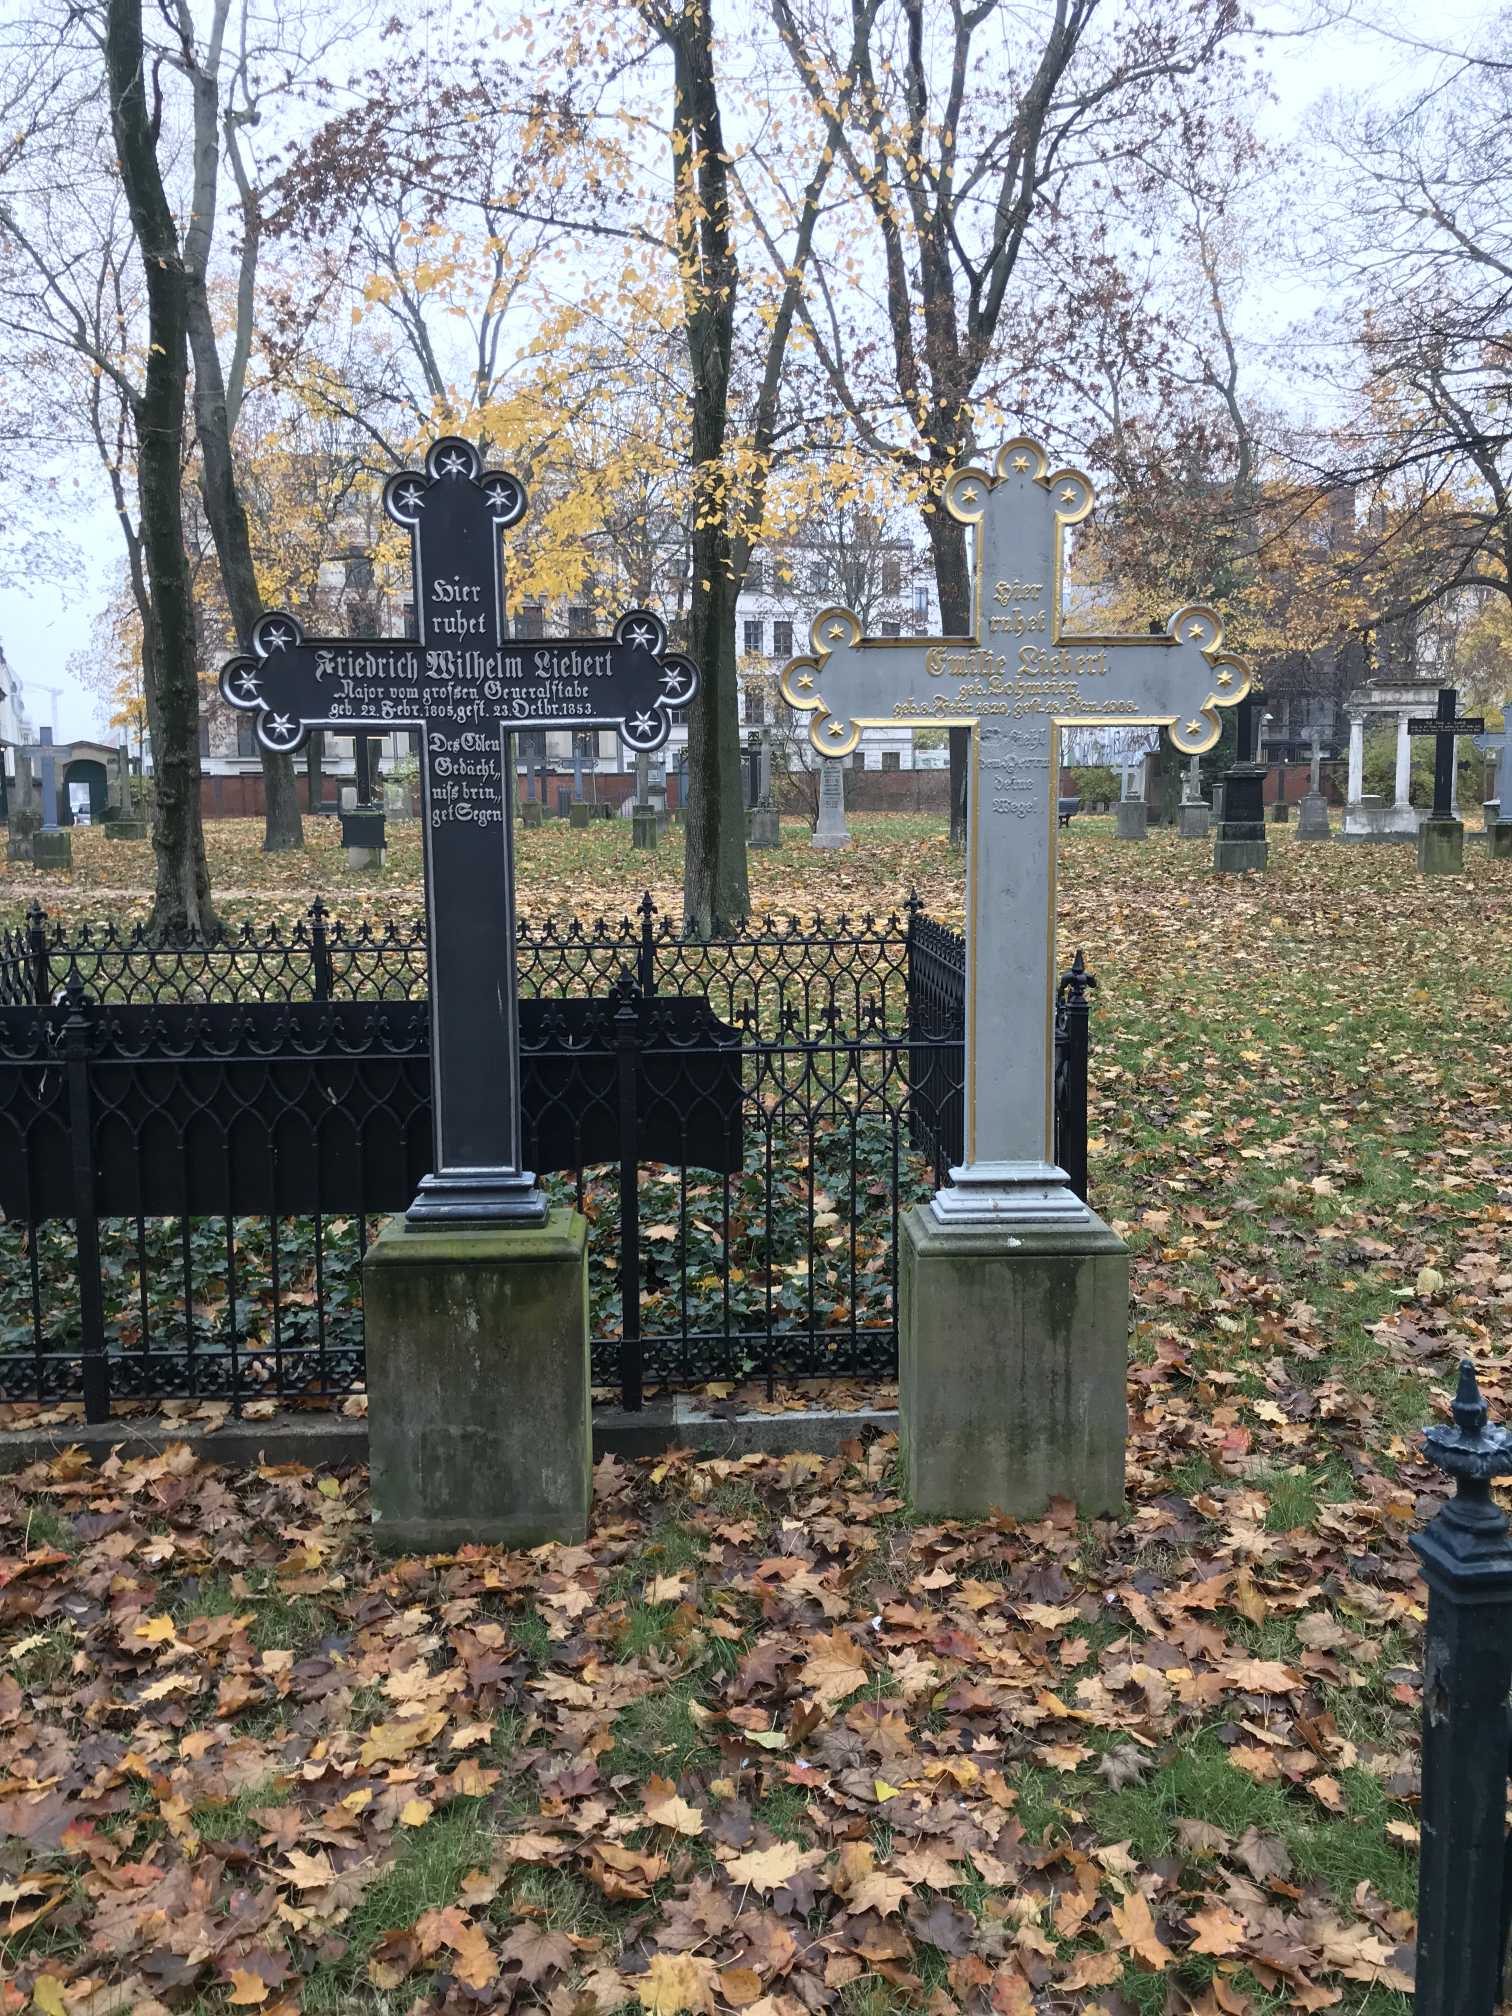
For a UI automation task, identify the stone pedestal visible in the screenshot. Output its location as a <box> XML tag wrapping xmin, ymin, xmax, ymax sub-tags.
<box><xmin>1489</xmin><ymin>821</ymin><xmax>1512</xmax><ymax>861</ymax></box>
<box><xmin>748</xmin><ymin>804</ymin><xmax>781</xmax><ymax>848</ymax></box>
<box><xmin>383</xmin><ymin>780</ymin><xmax>413</xmax><ymax>819</ymax></box>
<box><xmin>340</xmin><ymin>807</ymin><xmax>385</xmax><ymax>871</ymax></box>
<box><xmin>632</xmin><ymin>804</ymin><xmax>659</xmax><ymax>850</ymax></box>
<box><xmin>363</xmin><ymin>1210</ymin><xmax>591</xmax><ymax>1550</ymax></box>
<box><xmin>1418</xmin><ymin>815</ymin><xmax>1464</xmax><ymax>876</ymax></box>
<box><xmin>899</xmin><ymin>1206</ymin><xmax>1127</xmax><ymax>1519</ymax></box>
<box><xmin>1114</xmin><ymin>800</ymin><xmax>1148</xmax><ymax>841</ymax></box>
<box><xmin>1295</xmin><ymin>790</ymin><xmax>1331</xmax><ymax>841</ymax></box>
<box><xmin>1268</xmin><ymin>798</ymin><xmax>1289</xmax><ymax>824</ymax></box>
<box><xmin>569</xmin><ymin>802</ymin><xmax>590</xmax><ymax>830</ymax></box>
<box><xmin>1212</xmin><ymin>764</ymin><xmax>1268</xmax><ymax>873</ymax></box>
<box><xmin>105</xmin><ymin>819</ymin><xmax>148</xmax><ymax>841</ymax></box>
<box><xmin>31</xmin><ymin>829</ymin><xmax>72</xmax><ymax>870</ymax></box>
<box><xmin>1176</xmin><ymin>800</ymin><xmax>1210</xmax><ymax>840</ymax></box>
<box><xmin>520</xmin><ymin>800</ymin><xmax>543</xmax><ymax>828</ymax></box>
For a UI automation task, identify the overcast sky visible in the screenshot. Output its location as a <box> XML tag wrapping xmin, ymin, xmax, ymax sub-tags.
<box><xmin>0</xmin><ymin>0</ymin><xmax>1490</xmax><ymax>745</ymax></box>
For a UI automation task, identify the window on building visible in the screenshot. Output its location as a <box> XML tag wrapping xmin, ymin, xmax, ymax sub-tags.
<box><xmin>882</xmin><ymin>749</ymin><xmax>901</xmax><ymax>772</ymax></box>
<box><xmin>744</xmin><ymin>619</ymin><xmax>764</xmax><ymax>655</ymax></box>
<box><xmin>882</xmin><ymin>620</ymin><xmax>900</xmax><ymax>638</ymax></box>
<box><xmin>236</xmin><ymin>713</ymin><xmax>256</xmax><ymax>758</ymax></box>
<box><xmin>773</xmin><ymin>620</ymin><xmax>793</xmax><ymax>658</ymax></box>
<box><xmin>882</xmin><ymin>554</ymin><xmax>901</xmax><ymax>594</ymax></box>
<box><xmin>515</xmin><ymin>605</ymin><xmax>544</xmax><ymax>640</ymax></box>
<box><xmin>745</xmin><ymin>680</ymin><xmax>767</xmax><ymax>725</ymax></box>
<box><xmin>746</xmin><ymin>557</ymin><xmax>764</xmax><ymax>591</ymax></box>
<box><xmin>810</xmin><ymin>562</ymin><xmax>828</xmax><ymax>595</ymax></box>
<box><xmin>912</xmin><ymin>583</ymin><xmax>929</xmax><ymax>617</ymax></box>
<box><xmin>198</xmin><ymin>717</ymin><xmax>211</xmax><ymax>757</ymax></box>
<box><xmin>568</xmin><ymin>605</ymin><xmax>591</xmax><ymax>635</ymax></box>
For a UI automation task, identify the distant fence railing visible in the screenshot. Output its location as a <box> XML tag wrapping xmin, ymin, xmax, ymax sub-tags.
<box><xmin>0</xmin><ymin>898</ymin><xmax>1093</xmax><ymax>1419</ymax></box>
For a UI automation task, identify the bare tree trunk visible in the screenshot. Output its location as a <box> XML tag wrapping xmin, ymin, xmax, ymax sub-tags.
<box><xmin>926</xmin><ymin>505</ymin><xmax>972</xmax><ymax>846</ymax></box>
<box><xmin>179</xmin><ymin>13</ymin><xmax>302</xmax><ymax>853</ymax></box>
<box><xmin>647</xmin><ymin>0</ymin><xmax>749</xmax><ymax>935</ymax></box>
<box><xmin>106</xmin><ymin>0</ymin><xmax>214</xmax><ymax>935</ymax></box>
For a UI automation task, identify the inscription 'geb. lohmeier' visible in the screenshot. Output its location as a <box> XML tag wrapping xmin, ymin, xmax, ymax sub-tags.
<box><xmin>217</xmin><ymin>435</ymin><xmax>700</xmax><ymax>1230</ymax></box>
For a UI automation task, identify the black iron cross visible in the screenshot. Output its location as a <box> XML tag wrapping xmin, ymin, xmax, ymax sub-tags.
<box><xmin>1408</xmin><ymin>687</ymin><xmax>1485</xmax><ymax>819</ymax></box>
<box><xmin>219</xmin><ymin>436</ymin><xmax>700</xmax><ymax>1228</ymax></box>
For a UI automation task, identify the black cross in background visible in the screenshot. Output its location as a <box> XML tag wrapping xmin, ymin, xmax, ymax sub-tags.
<box><xmin>220</xmin><ymin>437</ymin><xmax>700</xmax><ymax>1227</ymax></box>
<box><xmin>1408</xmin><ymin>687</ymin><xmax>1485</xmax><ymax>821</ymax></box>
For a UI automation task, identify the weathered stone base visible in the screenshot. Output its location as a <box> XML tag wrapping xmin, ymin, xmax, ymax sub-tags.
<box><xmin>1114</xmin><ymin>800</ymin><xmax>1148</xmax><ymax>841</ymax></box>
<box><xmin>749</xmin><ymin>807</ymin><xmax>781</xmax><ymax>848</ymax></box>
<box><xmin>362</xmin><ymin>1209</ymin><xmax>590</xmax><ymax>1550</ymax></box>
<box><xmin>104</xmin><ymin>820</ymin><xmax>148</xmax><ymax>840</ymax></box>
<box><xmin>1212</xmin><ymin>817</ymin><xmax>1268</xmax><ymax>873</ymax></box>
<box><xmin>1295</xmin><ymin>792</ymin><xmax>1331</xmax><ymax>841</ymax></box>
<box><xmin>569</xmin><ymin>802</ymin><xmax>590</xmax><ymax>829</ymax></box>
<box><xmin>1488</xmin><ymin>821</ymin><xmax>1512</xmax><ymax>861</ymax></box>
<box><xmin>632</xmin><ymin>806</ymin><xmax>659</xmax><ymax>850</ymax></box>
<box><xmin>6</xmin><ymin>839</ymin><xmax>33</xmax><ymax>864</ymax></box>
<box><xmin>1268</xmin><ymin>800</ymin><xmax>1289</xmax><ymax>823</ymax></box>
<box><xmin>31</xmin><ymin>830</ymin><xmax>72</xmax><ymax>870</ymax></box>
<box><xmin>1417</xmin><ymin>816</ymin><xmax>1464</xmax><ymax>876</ymax></box>
<box><xmin>345</xmin><ymin>847</ymin><xmax>384</xmax><ymax>871</ymax></box>
<box><xmin>1176</xmin><ymin>801</ymin><xmax>1210</xmax><ymax>840</ymax></box>
<box><xmin>520</xmin><ymin>800</ymin><xmax>544</xmax><ymax>828</ymax></box>
<box><xmin>810</xmin><ymin>825</ymin><xmax>851</xmax><ymax>850</ymax></box>
<box><xmin>898</xmin><ymin>1206</ymin><xmax>1127</xmax><ymax>1519</ymax></box>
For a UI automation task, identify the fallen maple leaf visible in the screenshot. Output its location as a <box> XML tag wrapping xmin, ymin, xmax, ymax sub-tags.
<box><xmin>798</xmin><ymin>1626</ymin><xmax>867</xmax><ymax>1709</ymax></box>
<box><xmin>1185</xmin><ymin>1901</ymin><xmax>1247</xmax><ymax>1956</ymax></box>
<box><xmin>642</xmin><ymin>1774</ymin><xmax>704</xmax><ymax>1837</ymax></box>
<box><xmin>225</xmin><ymin>1969</ymin><xmax>271</xmax><ymax>2006</ymax></box>
<box><xmin>1110</xmin><ymin>1890</ymin><xmax>1171</xmax><ymax>1970</ymax></box>
<box><xmin>637</xmin><ymin>1951</ymin><xmax>716</xmax><ymax>2013</ymax></box>
<box><xmin>499</xmin><ymin>1923</ymin><xmax>573</xmax><ymax>1983</ymax></box>
<box><xmin>723</xmin><ymin>1841</ymin><xmax>820</xmax><ymax>1892</ymax></box>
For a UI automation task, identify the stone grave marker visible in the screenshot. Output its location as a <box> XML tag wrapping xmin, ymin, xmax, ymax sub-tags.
<box><xmin>811</xmin><ymin>756</ymin><xmax>851</xmax><ymax>849</ymax></box>
<box><xmin>1296</xmin><ymin>726</ymin><xmax>1332</xmax><ymax>841</ymax></box>
<box><xmin>1409</xmin><ymin>687</ymin><xmax>1482</xmax><ymax>876</ymax></box>
<box><xmin>1476</xmin><ymin>713</ymin><xmax>1512</xmax><ymax>858</ymax></box>
<box><xmin>219</xmin><ymin>435</ymin><xmax>700</xmax><ymax>1547</ymax></box>
<box><xmin>20</xmin><ymin>728</ymin><xmax>71</xmax><ymax>869</ymax></box>
<box><xmin>749</xmin><ymin>729</ymin><xmax>780</xmax><ymax>847</ymax></box>
<box><xmin>1115</xmin><ymin>751</ymin><xmax>1148</xmax><ymax>841</ymax></box>
<box><xmin>632</xmin><ymin>750</ymin><xmax>658</xmax><ymax>850</ymax></box>
<box><xmin>780</xmin><ymin>436</ymin><xmax>1248</xmax><ymax>1518</ymax></box>
<box><xmin>1177</xmin><ymin>753</ymin><xmax>1210</xmax><ymax>839</ymax></box>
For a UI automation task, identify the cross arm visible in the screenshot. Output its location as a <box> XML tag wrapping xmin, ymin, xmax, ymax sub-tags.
<box><xmin>779</xmin><ymin>445</ymin><xmax>1250</xmax><ymax>760</ymax></box>
<box><xmin>219</xmin><ymin>613</ymin><xmax>425</xmax><ymax>753</ymax></box>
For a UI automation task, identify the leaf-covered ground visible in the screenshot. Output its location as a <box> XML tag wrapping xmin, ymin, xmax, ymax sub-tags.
<box><xmin>4</xmin><ymin>816</ymin><xmax>1512</xmax><ymax>2015</ymax></box>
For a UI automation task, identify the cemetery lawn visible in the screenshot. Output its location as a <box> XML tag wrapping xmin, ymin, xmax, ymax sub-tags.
<box><xmin>5</xmin><ymin>816</ymin><xmax>1511</xmax><ymax>2014</ymax></box>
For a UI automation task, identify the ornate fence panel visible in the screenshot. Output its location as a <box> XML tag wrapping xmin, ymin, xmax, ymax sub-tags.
<box><xmin>0</xmin><ymin>899</ymin><xmax>1090</xmax><ymax>1419</ymax></box>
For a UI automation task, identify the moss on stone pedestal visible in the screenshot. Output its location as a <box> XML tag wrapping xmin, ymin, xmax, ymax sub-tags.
<box><xmin>1487</xmin><ymin>821</ymin><xmax>1512</xmax><ymax>861</ymax></box>
<box><xmin>31</xmin><ymin>830</ymin><xmax>72</xmax><ymax>870</ymax></box>
<box><xmin>362</xmin><ymin>1208</ymin><xmax>590</xmax><ymax>1551</ymax></box>
<box><xmin>899</xmin><ymin>1206</ymin><xmax>1128</xmax><ymax>1520</ymax></box>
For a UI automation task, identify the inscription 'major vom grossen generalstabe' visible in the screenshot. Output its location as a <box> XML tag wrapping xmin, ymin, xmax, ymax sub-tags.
<box><xmin>216</xmin><ymin>435</ymin><xmax>701</xmax><ymax>1229</ymax></box>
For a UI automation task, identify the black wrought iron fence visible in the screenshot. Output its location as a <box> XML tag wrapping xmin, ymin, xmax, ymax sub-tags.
<box><xmin>0</xmin><ymin>899</ymin><xmax>1093</xmax><ymax>1419</ymax></box>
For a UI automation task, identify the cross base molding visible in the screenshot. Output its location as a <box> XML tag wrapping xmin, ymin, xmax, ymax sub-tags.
<box><xmin>931</xmin><ymin>1161</ymin><xmax>1093</xmax><ymax>1229</ymax></box>
<box><xmin>406</xmin><ymin>1167</ymin><xmax>549</xmax><ymax>1229</ymax></box>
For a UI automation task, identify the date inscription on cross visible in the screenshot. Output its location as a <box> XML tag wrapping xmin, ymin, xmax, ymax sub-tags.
<box><xmin>220</xmin><ymin>436</ymin><xmax>699</xmax><ymax>1228</ymax></box>
<box><xmin>781</xmin><ymin>437</ymin><xmax>1250</xmax><ymax>1226</ymax></box>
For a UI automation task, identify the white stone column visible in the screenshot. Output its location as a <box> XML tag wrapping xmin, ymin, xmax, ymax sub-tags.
<box><xmin>1394</xmin><ymin>712</ymin><xmax>1412</xmax><ymax>808</ymax></box>
<box><xmin>1346</xmin><ymin>713</ymin><xmax>1364</xmax><ymax>803</ymax></box>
